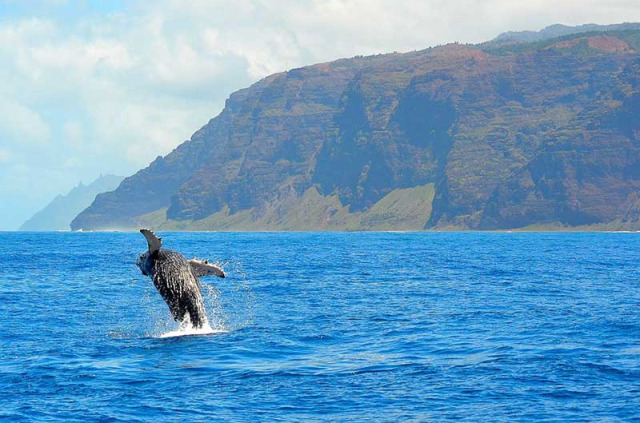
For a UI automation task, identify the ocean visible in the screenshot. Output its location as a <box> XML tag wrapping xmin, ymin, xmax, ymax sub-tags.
<box><xmin>1</xmin><ymin>232</ymin><xmax>639</xmax><ymax>422</ymax></box>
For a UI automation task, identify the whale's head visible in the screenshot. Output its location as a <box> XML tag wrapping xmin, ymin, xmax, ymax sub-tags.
<box><xmin>137</xmin><ymin>251</ymin><xmax>152</xmax><ymax>276</ymax></box>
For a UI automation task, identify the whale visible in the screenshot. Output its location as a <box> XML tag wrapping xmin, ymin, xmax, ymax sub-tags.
<box><xmin>136</xmin><ymin>229</ymin><xmax>225</xmax><ymax>328</ymax></box>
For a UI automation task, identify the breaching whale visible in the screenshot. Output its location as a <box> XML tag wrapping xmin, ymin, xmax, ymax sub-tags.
<box><xmin>136</xmin><ymin>229</ymin><xmax>225</xmax><ymax>328</ymax></box>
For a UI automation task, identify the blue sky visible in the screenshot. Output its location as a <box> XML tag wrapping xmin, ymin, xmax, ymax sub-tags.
<box><xmin>2</xmin><ymin>0</ymin><xmax>640</xmax><ymax>230</ymax></box>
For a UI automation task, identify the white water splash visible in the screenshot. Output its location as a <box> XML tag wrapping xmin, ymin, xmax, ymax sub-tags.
<box><xmin>158</xmin><ymin>321</ymin><xmax>228</xmax><ymax>338</ymax></box>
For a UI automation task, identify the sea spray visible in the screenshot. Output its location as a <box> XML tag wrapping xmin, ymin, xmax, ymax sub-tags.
<box><xmin>158</xmin><ymin>320</ymin><xmax>227</xmax><ymax>338</ymax></box>
<box><xmin>214</xmin><ymin>259</ymin><xmax>256</xmax><ymax>331</ymax></box>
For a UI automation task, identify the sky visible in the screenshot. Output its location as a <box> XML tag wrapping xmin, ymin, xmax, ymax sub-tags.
<box><xmin>2</xmin><ymin>0</ymin><xmax>640</xmax><ymax>230</ymax></box>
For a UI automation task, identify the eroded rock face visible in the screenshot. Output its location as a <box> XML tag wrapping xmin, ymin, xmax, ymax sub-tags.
<box><xmin>479</xmin><ymin>133</ymin><xmax>640</xmax><ymax>229</ymax></box>
<box><xmin>72</xmin><ymin>29</ymin><xmax>640</xmax><ymax>231</ymax></box>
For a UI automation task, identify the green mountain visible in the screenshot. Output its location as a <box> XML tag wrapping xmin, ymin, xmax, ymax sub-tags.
<box><xmin>72</xmin><ymin>25</ymin><xmax>640</xmax><ymax>231</ymax></box>
<box><xmin>21</xmin><ymin>175</ymin><xmax>124</xmax><ymax>231</ymax></box>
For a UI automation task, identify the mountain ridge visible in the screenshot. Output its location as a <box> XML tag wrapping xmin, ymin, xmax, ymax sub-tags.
<box><xmin>491</xmin><ymin>22</ymin><xmax>640</xmax><ymax>44</ymax></box>
<box><xmin>21</xmin><ymin>175</ymin><xmax>124</xmax><ymax>231</ymax></box>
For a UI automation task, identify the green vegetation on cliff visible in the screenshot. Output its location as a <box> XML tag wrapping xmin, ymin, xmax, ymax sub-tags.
<box><xmin>133</xmin><ymin>184</ymin><xmax>435</xmax><ymax>231</ymax></box>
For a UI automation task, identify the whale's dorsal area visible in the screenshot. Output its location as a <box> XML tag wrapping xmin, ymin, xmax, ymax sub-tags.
<box><xmin>189</xmin><ymin>259</ymin><xmax>225</xmax><ymax>278</ymax></box>
<box><xmin>141</xmin><ymin>229</ymin><xmax>162</xmax><ymax>253</ymax></box>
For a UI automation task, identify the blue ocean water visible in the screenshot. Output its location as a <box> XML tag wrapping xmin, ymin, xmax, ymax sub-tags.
<box><xmin>1</xmin><ymin>232</ymin><xmax>639</xmax><ymax>422</ymax></box>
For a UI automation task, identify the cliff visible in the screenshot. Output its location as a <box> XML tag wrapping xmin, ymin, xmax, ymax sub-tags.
<box><xmin>72</xmin><ymin>26</ymin><xmax>640</xmax><ymax>231</ymax></box>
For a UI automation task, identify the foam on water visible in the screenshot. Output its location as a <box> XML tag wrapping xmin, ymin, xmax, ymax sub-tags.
<box><xmin>157</xmin><ymin>322</ymin><xmax>228</xmax><ymax>338</ymax></box>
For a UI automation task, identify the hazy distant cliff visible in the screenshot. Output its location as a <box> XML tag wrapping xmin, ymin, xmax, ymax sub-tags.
<box><xmin>72</xmin><ymin>25</ymin><xmax>640</xmax><ymax>231</ymax></box>
<box><xmin>21</xmin><ymin>175</ymin><xmax>124</xmax><ymax>231</ymax></box>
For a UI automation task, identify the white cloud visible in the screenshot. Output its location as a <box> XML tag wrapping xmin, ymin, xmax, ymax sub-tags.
<box><xmin>0</xmin><ymin>17</ymin><xmax>55</xmax><ymax>41</ymax></box>
<box><xmin>87</xmin><ymin>100</ymin><xmax>213</xmax><ymax>167</ymax></box>
<box><xmin>63</xmin><ymin>157</ymin><xmax>79</xmax><ymax>168</ymax></box>
<box><xmin>62</xmin><ymin>121</ymin><xmax>84</xmax><ymax>148</ymax></box>
<box><xmin>0</xmin><ymin>97</ymin><xmax>51</xmax><ymax>145</ymax></box>
<box><xmin>0</xmin><ymin>149</ymin><xmax>11</xmax><ymax>163</ymax></box>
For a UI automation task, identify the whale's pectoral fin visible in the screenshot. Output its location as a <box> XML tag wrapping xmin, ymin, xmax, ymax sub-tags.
<box><xmin>189</xmin><ymin>259</ymin><xmax>225</xmax><ymax>278</ymax></box>
<box><xmin>140</xmin><ymin>229</ymin><xmax>162</xmax><ymax>254</ymax></box>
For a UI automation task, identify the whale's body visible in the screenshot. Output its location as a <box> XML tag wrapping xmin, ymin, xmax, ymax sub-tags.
<box><xmin>138</xmin><ymin>249</ymin><xmax>209</xmax><ymax>328</ymax></box>
<box><xmin>137</xmin><ymin>229</ymin><xmax>225</xmax><ymax>329</ymax></box>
